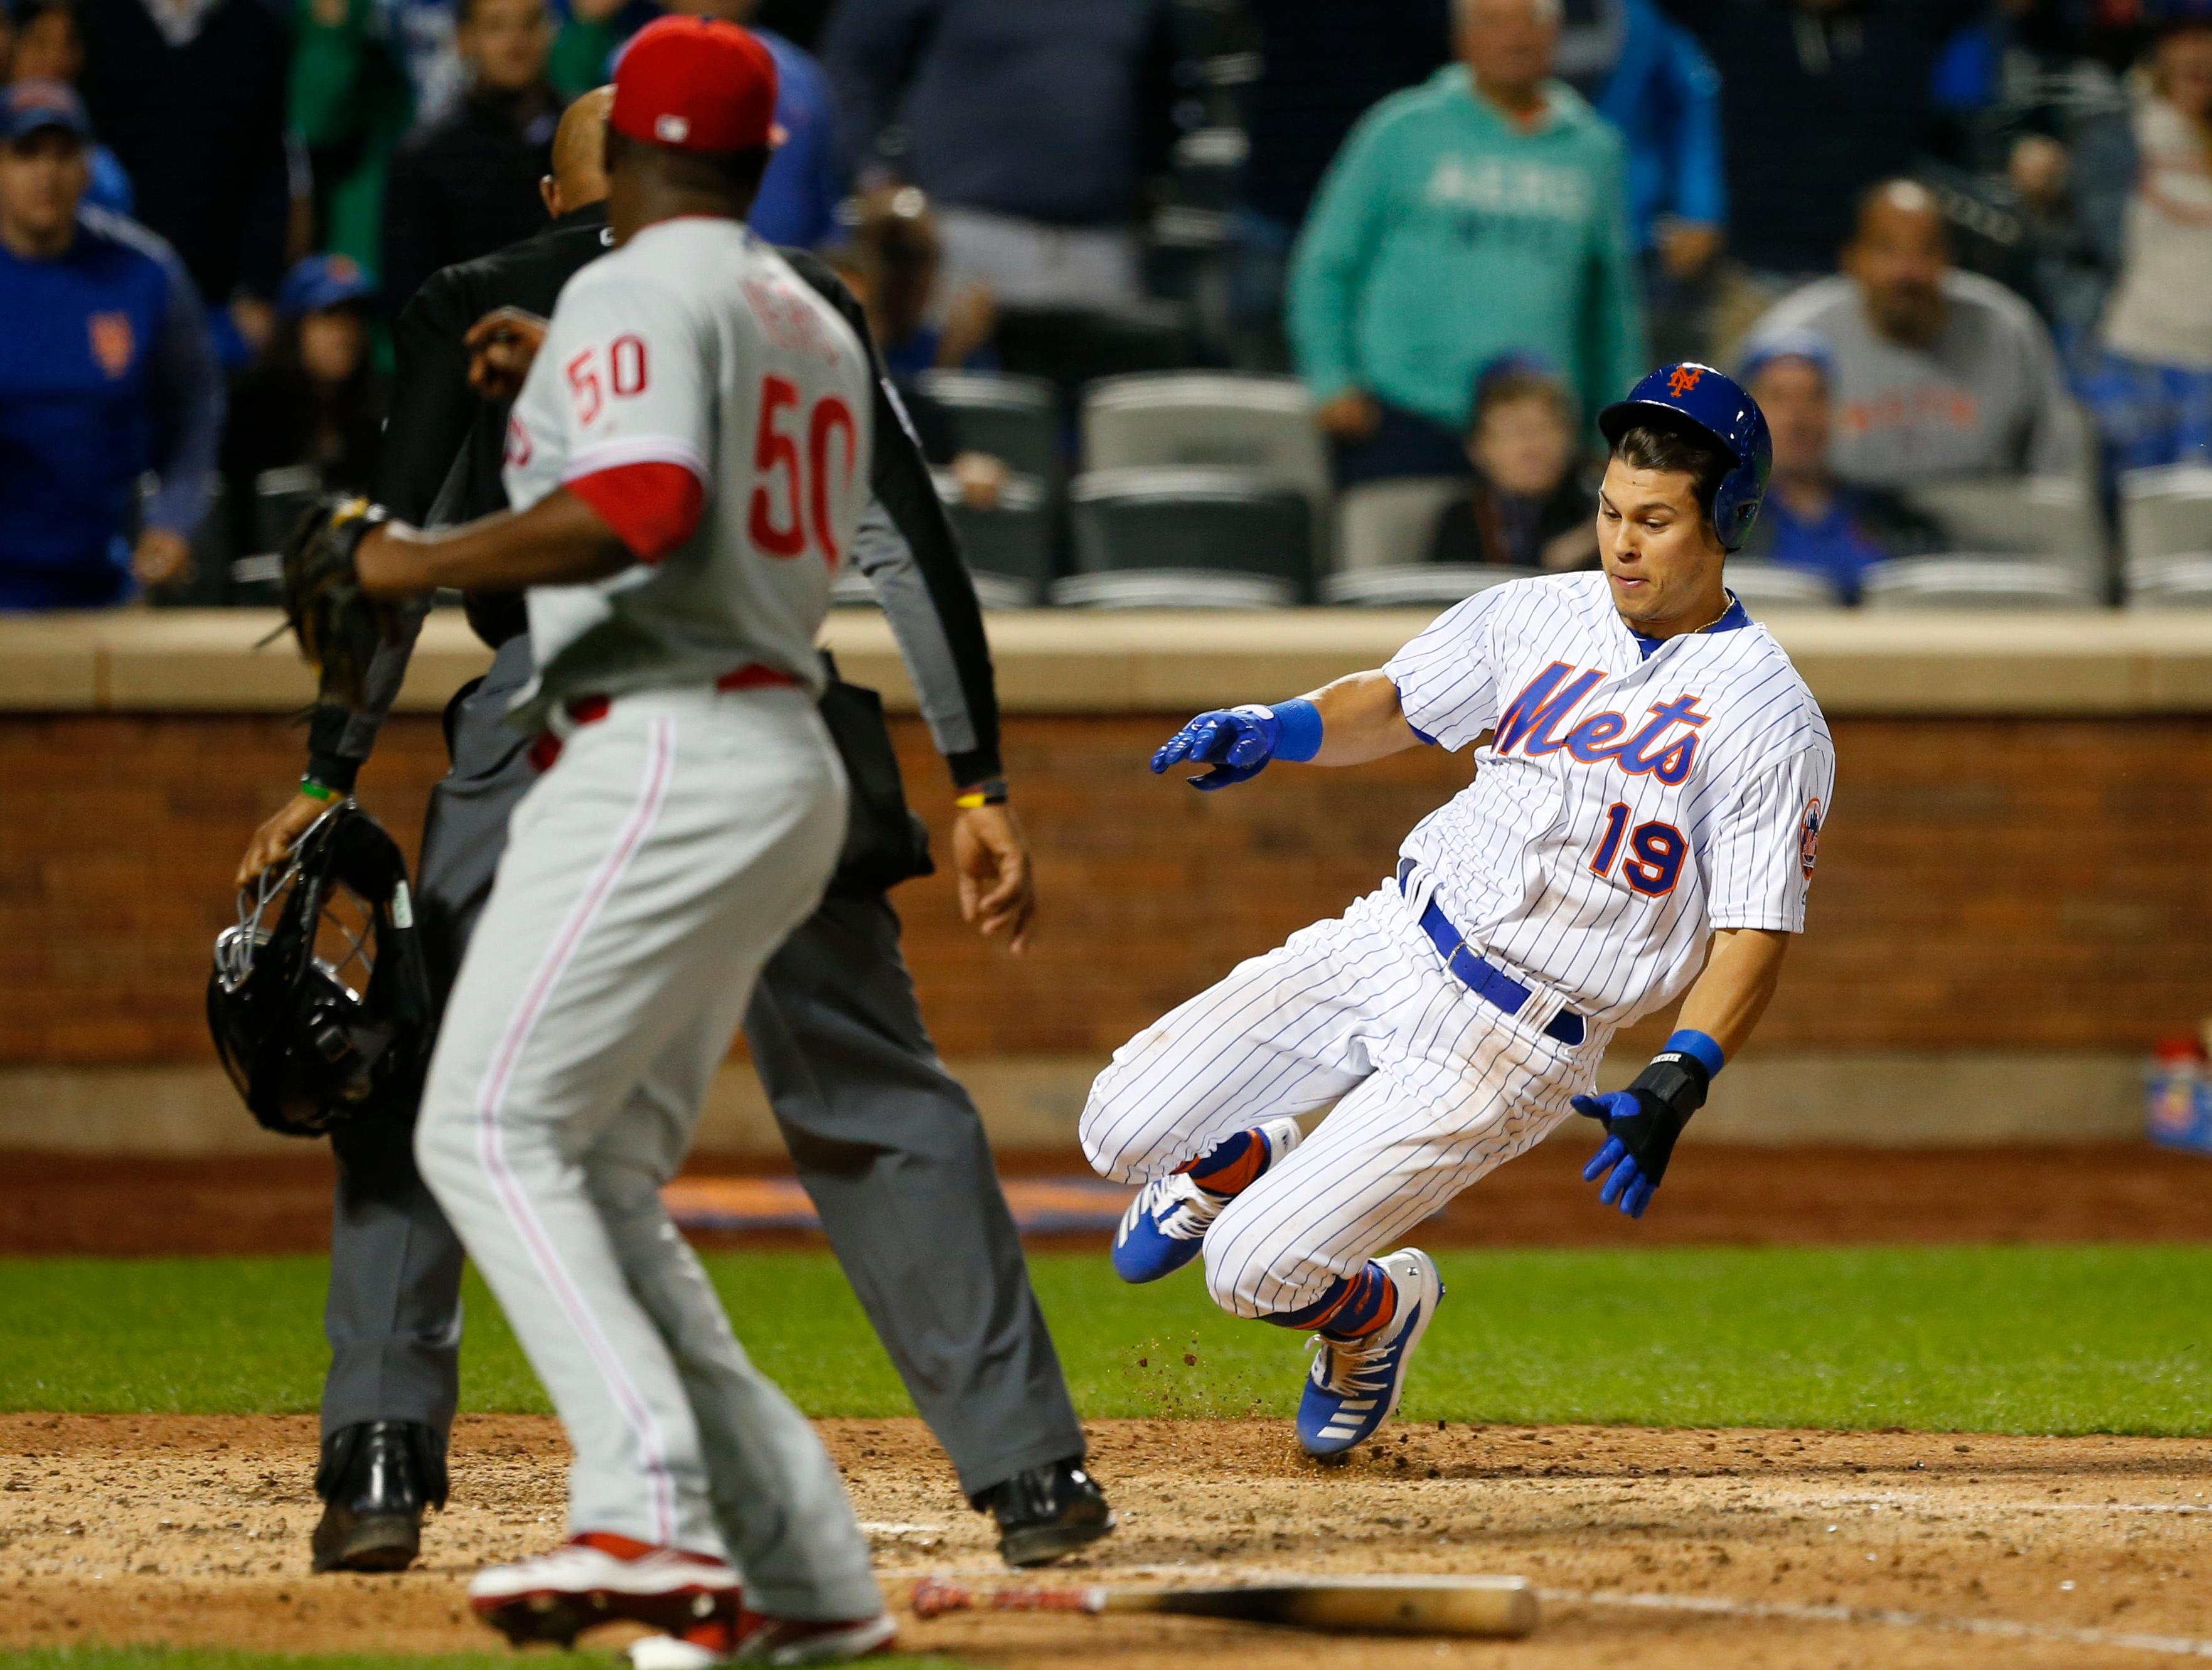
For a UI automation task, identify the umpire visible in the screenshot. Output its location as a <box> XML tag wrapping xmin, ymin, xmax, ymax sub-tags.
<box><xmin>236</xmin><ymin>88</ymin><xmax>1111</xmax><ymax>1576</ymax></box>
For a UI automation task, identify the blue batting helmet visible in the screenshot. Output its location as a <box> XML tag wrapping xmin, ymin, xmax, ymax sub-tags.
<box><xmin>1598</xmin><ymin>363</ymin><xmax>1773</xmax><ymax>552</ymax></box>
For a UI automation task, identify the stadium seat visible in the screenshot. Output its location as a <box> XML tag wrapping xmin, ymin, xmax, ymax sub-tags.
<box><xmin>1900</xmin><ymin>474</ymin><xmax>2105</xmax><ymax>570</ymax></box>
<box><xmin>2124</xmin><ymin>552</ymin><xmax>2212</xmax><ymax>608</ymax></box>
<box><xmin>993</xmin><ymin>306</ymin><xmax>1196</xmax><ymax>415</ymax></box>
<box><xmin>1320</xmin><ymin>565</ymin><xmax>1538</xmax><ymax>607</ymax></box>
<box><xmin>1049</xmin><ymin>570</ymin><xmax>1296</xmax><ymax>609</ymax></box>
<box><xmin>1082</xmin><ymin>372</ymin><xmax>1325</xmax><ymax>491</ymax></box>
<box><xmin>1335</xmin><ymin>477</ymin><xmax>1466</xmax><ymax>572</ymax></box>
<box><xmin>1860</xmin><ymin>556</ymin><xmax>2105</xmax><ymax>610</ymax></box>
<box><xmin>910</xmin><ymin>371</ymin><xmax>1060</xmax><ymax>487</ymax></box>
<box><xmin>2121</xmin><ymin>465</ymin><xmax>2212</xmax><ymax>564</ymax></box>
<box><xmin>1081</xmin><ymin>373</ymin><xmax>1330</xmax><ymax>559</ymax></box>
<box><xmin>940</xmin><ymin>470</ymin><xmax>1054</xmax><ymax>605</ymax></box>
<box><xmin>1067</xmin><ymin>466</ymin><xmax>1312</xmax><ymax>602</ymax></box>
<box><xmin>1722</xmin><ymin>562</ymin><xmax>1845</xmax><ymax>610</ymax></box>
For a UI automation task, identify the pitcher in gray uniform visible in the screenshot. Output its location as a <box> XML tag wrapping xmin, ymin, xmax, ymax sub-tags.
<box><xmin>235</xmin><ymin>84</ymin><xmax>1108</xmax><ymax>1589</ymax></box>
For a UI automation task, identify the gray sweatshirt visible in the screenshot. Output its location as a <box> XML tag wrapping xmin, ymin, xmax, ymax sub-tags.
<box><xmin>1748</xmin><ymin>272</ymin><xmax>2087</xmax><ymax>489</ymax></box>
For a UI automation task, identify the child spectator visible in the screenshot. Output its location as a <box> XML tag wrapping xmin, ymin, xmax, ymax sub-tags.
<box><xmin>2078</xmin><ymin>9</ymin><xmax>2212</xmax><ymax>473</ymax></box>
<box><xmin>222</xmin><ymin>254</ymin><xmax>387</xmax><ymax>553</ymax></box>
<box><xmin>5</xmin><ymin>0</ymin><xmax>133</xmax><ymax>213</ymax></box>
<box><xmin>1737</xmin><ymin>332</ymin><xmax>1943</xmax><ymax>602</ymax></box>
<box><xmin>1426</xmin><ymin>356</ymin><xmax>1599</xmax><ymax>571</ymax></box>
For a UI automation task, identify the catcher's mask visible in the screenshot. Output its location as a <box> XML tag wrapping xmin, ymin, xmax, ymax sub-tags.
<box><xmin>208</xmin><ymin>803</ymin><xmax>433</xmax><ymax>1139</ymax></box>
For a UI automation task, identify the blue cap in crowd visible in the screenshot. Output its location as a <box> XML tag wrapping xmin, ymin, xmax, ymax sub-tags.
<box><xmin>1738</xmin><ymin>329</ymin><xmax>1836</xmax><ymax>386</ymax></box>
<box><xmin>1</xmin><ymin>80</ymin><xmax>92</xmax><ymax>144</ymax></box>
<box><xmin>277</xmin><ymin>253</ymin><xmax>377</xmax><ymax>319</ymax></box>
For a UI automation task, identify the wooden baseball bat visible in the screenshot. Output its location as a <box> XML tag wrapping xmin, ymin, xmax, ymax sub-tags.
<box><xmin>909</xmin><ymin>1575</ymin><xmax>1539</xmax><ymax>1639</ymax></box>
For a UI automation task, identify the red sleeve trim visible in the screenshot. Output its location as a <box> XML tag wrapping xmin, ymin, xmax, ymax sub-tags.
<box><xmin>567</xmin><ymin>460</ymin><xmax>706</xmax><ymax>563</ymax></box>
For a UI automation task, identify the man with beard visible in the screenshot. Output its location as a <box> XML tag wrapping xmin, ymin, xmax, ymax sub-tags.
<box><xmin>1745</xmin><ymin>178</ymin><xmax>2086</xmax><ymax>487</ymax></box>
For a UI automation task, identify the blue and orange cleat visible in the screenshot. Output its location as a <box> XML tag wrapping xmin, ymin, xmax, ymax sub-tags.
<box><xmin>1110</xmin><ymin>1116</ymin><xmax>1301</xmax><ymax>1284</ymax></box>
<box><xmin>1296</xmin><ymin>1249</ymin><xmax>1443</xmax><ymax>1457</ymax></box>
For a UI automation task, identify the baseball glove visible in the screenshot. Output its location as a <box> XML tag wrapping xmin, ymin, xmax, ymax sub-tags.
<box><xmin>282</xmin><ymin>495</ymin><xmax>398</xmax><ymax>709</ymax></box>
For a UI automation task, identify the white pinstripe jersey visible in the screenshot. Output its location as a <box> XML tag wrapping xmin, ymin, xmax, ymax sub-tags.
<box><xmin>503</xmin><ymin>217</ymin><xmax>874</xmax><ymax>723</ymax></box>
<box><xmin>1384</xmin><ymin>572</ymin><xmax>1834</xmax><ymax>1031</ymax></box>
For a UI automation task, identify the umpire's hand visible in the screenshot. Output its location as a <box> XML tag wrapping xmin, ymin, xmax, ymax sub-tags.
<box><xmin>465</xmin><ymin>307</ymin><xmax>549</xmax><ymax>402</ymax></box>
<box><xmin>237</xmin><ymin>790</ymin><xmax>334</xmax><ymax>886</ymax></box>
<box><xmin>953</xmin><ymin>804</ymin><xmax>1035</xmax><ymax>955</ymax></box>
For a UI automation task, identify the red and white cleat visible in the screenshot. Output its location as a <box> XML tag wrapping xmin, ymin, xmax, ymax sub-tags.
<box><xmin>468</xmin><ymin>1532</ymin><xmax>740</xmax><ymax>1647</ymax></box>
<box><xmin>624</xmin><ymin>1607</ymin><xmax>898</xmax><ymax>1668</ymax></box>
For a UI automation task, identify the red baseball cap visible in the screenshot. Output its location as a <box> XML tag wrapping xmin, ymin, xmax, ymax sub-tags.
<box><xmin>611</xmin><ymin>15</ymin><xmax>779</xmax><ymax>155</ymax></box>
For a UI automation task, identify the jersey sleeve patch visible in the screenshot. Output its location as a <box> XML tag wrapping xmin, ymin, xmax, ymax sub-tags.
<box><xmin>567</xmin><ymin>460</ymin><xmax>707</xmax><ymax>563</ymax></box>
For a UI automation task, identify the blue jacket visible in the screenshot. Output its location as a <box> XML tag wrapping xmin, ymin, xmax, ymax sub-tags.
<box><xmin>750</xmin><ymin>28</ymin><xmax>847</xmax><ymax>252</ymax></box>
<box><xmin>1581</xmin><ymin>0</ymin><xmax>1726</xmax><ymax>251</ymax></box>
<box><xmin>0</xmin><ymin>209</ymin><xmax>223</xmax><ymax>609</ymax></box>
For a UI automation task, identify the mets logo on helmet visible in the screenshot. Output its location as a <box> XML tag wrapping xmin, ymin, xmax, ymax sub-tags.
<box><xmin>89</xmin><ymin>312</ymin><xmax>136</xmax><ymax>380</ymax></box>
<box><xmin>1799</xmin><ymin>797</ymin><xmax>1823</xmax><ymax>880</ymax></box>
<box><xmin>1668</xmin><ymin>364</ymin><xmax>1704</xmax><ymax>400</ymax></box>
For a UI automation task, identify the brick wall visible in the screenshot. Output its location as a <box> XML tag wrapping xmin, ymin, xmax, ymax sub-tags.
<box><xmin>4</xmin><ymin>712</ymin><xmax>2209</xmax><ymax>1063</ymax></box>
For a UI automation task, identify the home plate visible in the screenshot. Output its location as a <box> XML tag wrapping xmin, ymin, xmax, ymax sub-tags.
<box><xmin>664</xmin><ymin>1175</ymin><xmax>1134</xmax><ymax>1236</ymax></box>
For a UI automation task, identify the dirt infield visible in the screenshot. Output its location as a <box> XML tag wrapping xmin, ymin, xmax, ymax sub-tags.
<box><xmin>5</xmin><ymin>1413</ymin><xmax>2210</xmax><ymax>1668</ymax></box>
<box><xmin>9</xmin><ymin>1141</ymin><xmax>2212</xmax><ymax>1255</ymax></box>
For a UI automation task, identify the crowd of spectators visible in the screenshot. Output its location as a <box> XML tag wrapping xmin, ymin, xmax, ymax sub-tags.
<box><xmin>1</xmin><ymin>0</ymin><xmax>2209</xmax><ymax>610</ymax></box>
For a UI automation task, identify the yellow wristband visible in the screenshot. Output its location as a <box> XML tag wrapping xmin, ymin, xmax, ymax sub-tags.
<box><xmin>955</xmin><ymin>777</ymin><xmax>1009</xmax><ymax>810</ymax></box>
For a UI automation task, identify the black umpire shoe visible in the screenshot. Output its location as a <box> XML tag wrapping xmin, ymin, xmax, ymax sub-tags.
<box><xmin>311</xmin><ymin>1420</ymin><xmax>447</xmax><ymax>1573</ymax></box>
<box><xmin>973</xmin><ymin>1458</ymin><xmax>1117</xmax><ymax>1568</ymax></box>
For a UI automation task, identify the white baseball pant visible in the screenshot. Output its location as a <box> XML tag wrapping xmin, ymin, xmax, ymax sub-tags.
<box><xmin>414</xmin><ymin>684</ymin><xmax>880</xmax><ymax>1621</ymax></box>
<box><xmin>1081</xmin><ymin>883</ymin><xmax>1612</xmax><ymax>1320</ymax></box>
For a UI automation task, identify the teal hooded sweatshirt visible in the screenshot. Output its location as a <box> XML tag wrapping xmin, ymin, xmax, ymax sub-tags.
<box><xmin>1288</xmin><ymin>66</ymin><xmax>1647</xmax><ymax>436</ymax></box>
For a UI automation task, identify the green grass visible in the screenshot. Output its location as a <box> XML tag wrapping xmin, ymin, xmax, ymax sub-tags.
<box><xmin>4</xmin><ymin>1247</ymin><xmax>2210</xmax><ymax>1436</ymax></box>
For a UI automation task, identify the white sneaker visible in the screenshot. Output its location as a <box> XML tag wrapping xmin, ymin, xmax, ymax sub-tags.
<box><xmin>469</xmin><ymin>1534</ymin><xmax>739</xmax><ymax>1647</ymax></box>
<box><xmin>1111</xmin><ymin>1115</ymin><xmax>1302</xmax><ymax>1284</ymax></box>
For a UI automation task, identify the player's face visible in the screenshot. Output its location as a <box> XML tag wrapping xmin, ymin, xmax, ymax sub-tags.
<box><xmin>1596</xmin><ymin>459</ymin><xmax>1728</xmax><ymax>634</ymax></box>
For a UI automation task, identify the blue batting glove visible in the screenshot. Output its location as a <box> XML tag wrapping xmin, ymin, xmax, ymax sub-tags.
<box><xmin>1151</xmin><ymin>705</ymin><xmax>1281</xmax><ymax>791</ymax></box>
<box><xmin>1573</xmin><ymin>1094</ymin><xmax>1659</xmax><ymax>1219</ymax></box>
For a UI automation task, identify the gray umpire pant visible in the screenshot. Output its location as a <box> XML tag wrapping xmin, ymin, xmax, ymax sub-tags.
<box><xmin>322</xmin><ymin>635</ymin><xmax>1085</xmax><ymax>1501</ymax></box>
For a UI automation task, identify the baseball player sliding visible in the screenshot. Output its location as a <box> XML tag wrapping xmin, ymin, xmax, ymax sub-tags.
<box><xmin>341</xmin><ymin>19</ymin><xmax>892</xmax><ymax>1662</ymax></box>
<box><xmin>1084</xmin><ymin>365</ymin><xmax>1834</xmax><ymax>1459</ymax></box>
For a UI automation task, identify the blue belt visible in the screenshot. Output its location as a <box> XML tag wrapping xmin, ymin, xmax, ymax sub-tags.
<box><xmin>1397</xmin><ymin>859</ymin><xmax>1586</xmax><ymax>1047</ymax></box>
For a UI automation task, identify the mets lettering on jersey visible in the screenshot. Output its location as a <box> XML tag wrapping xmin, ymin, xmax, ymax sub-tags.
<box><xmin>1385</xmin><ymin>571</ymin><xmax>1834</xmax><ymax>1036</ymax></box>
